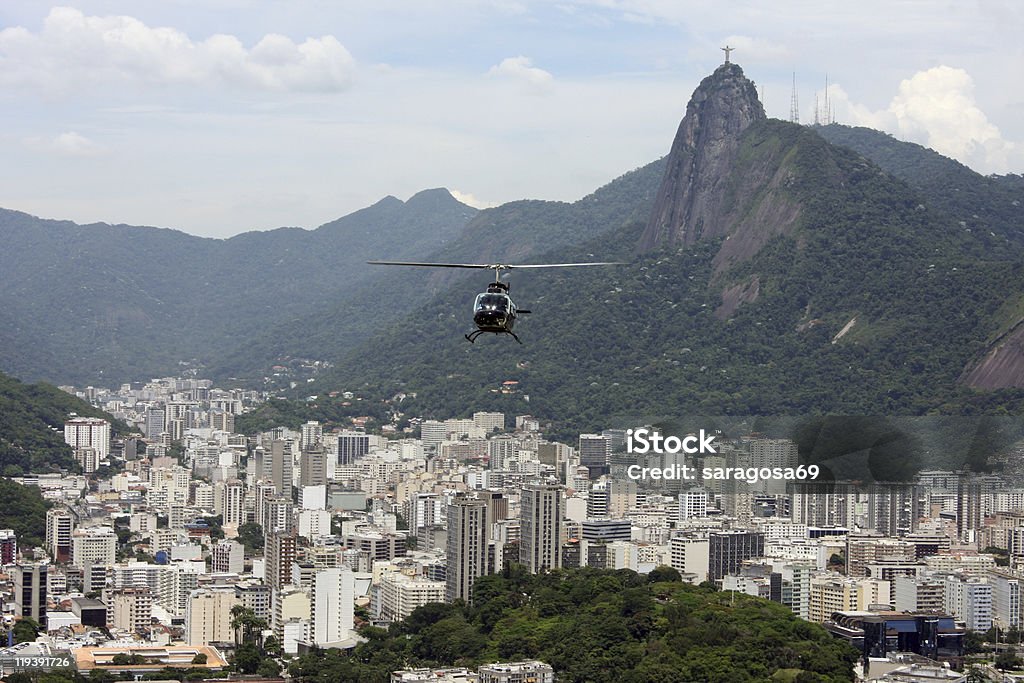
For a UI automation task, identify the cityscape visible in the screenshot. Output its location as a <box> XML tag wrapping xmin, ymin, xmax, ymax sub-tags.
<box><xmin>2</xmin><ymin>376</ymin><xmax>1024</xmax><ymax>681</ymax></box>
<box><xmin>1</xmin><ymin>4</ymin><xmax>1022</xmax><ymax>682</ymax></box>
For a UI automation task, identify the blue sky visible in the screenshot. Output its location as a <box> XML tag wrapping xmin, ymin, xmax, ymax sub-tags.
<box><xmin>1</xmin><ymin>1</ymin><xmax>1021</xmax><ymax>237</ymax></box>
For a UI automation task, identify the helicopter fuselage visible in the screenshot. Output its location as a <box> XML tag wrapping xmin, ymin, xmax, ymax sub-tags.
<box><xmin>468</xmin><ymin>283</ymin><xmax>526</xmax><ymax>342</ymax></box>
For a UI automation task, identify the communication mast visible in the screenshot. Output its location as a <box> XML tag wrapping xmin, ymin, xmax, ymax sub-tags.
<box><xmin>824</xmin><ymin>73</ymin><xmax>832</xmax><ymax>125</ymax></box>
<box><xmin>789</xmin><ymin>73</ymin><xmax>800</xmax><ymax>124</ymax></box>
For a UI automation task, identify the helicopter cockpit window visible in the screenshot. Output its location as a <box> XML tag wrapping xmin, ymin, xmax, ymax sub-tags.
<box><xmin>475</xmin><ymin>293</ymin><xmax>510</xmax><ymax>313</ymax></box>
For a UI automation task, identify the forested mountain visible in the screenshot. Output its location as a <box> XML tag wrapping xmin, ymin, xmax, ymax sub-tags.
<box><xmin>814</xmin><ymin>123</ymin><xmax>1024</xmax><ymax>252</ymax></box>
<box><xmin>0</xmin><ymin>189</ymin><xmax>477</xmax><ymax>385</ymax></box>
<box><xmin>0</xmin><ymin>158</ymin><xmax>665</xmax><ymax>387</ymax></box>
<box><xmin>311</xmin><ymin>64</ymin><xmax>1024</xmax><ymax>433</ymax></box>
<box><xmin>206</xmin><ymin>158</ymin><xmax>665</xmax><ymax>382</ymax></box>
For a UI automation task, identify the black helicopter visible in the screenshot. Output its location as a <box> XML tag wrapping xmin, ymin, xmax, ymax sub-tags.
<box><xmin>367</xmin><ymin>261</ymin><xmax>619</xmax><ymax>343</ymax></box>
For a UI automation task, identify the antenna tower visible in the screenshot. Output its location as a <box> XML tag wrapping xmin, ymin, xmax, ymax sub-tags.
<box><xmin>789</xmin><ymin>73</ymin><xmax>800</xmax><ymax>124</ymax></box>
<box><xmin>824</xmin><ymin>73</ymin><xmax>831</xmax><ymax>125</ymax></box>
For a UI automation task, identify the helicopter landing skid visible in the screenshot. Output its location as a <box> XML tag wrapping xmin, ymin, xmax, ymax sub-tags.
<box><xmin>465</xmin><ymin>329</ymin><xmax>522</xmax><ymax>344</ymax></box>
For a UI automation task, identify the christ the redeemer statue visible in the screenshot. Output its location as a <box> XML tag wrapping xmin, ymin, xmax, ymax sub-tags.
<box><xmin>722</xmin><ymin>45</ymin><xmax>734</xmax><ymax>63</ymax></box>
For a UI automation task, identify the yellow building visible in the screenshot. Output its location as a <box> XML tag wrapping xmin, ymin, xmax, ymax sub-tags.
<box><xmin>186</xmin><ymin>588</ymin><xmax>241</xmax><ymax>646</ymax></box>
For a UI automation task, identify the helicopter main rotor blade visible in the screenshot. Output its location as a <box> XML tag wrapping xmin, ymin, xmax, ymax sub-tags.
<box><xmin>367</xmin><ymin>260</ymin><xmax>621</xmax><ymax>269</ymax></box>
<box><xmin>367</xmin><ymin>261</ymin><xmax>493</xmax><ymax>269</ymax></box>
<box><xmin>501</xmin><ymin>262</ymin><xmax>622</xmax><ymax>268</ymax></box>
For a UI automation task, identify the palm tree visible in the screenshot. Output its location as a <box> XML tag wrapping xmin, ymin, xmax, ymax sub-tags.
<box><xmin>230</xmin><ymin>605</ymin><xmax>268</xmax><ymax>647</ymax></box>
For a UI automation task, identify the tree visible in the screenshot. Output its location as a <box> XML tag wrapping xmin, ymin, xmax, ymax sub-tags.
<box><xmin>263</xmin><ymin>635</ymin><xmax>283</xmax><ymax>657</ymax></box>
<box><xmin>965</xmin><ymin>630</ymin><xmax>987</xmax><ymax>654</ymax></box>
<box><xmin>232</xmin><ymin>642</ymin><xmax>261</xmax><ymax>674</ymax></box>
<box><xmin>257</xmin><ymin>658</ymin><xmax>282</xmax><ymax>677</ymax></box>
<box><xmin>230</xmin><ymin>605</ymin><xmax>267</xmax><ymax>646</ymax></box>
<box><xmin>191</xmin><ymin>653</ymin><xmax>208</xmax><ymax>665</ymax></box>
<box><xmin>647</xmin><ymin>566</ymin><xmax>682</xmax><ymax>583</ymax></box>
<box><xmin>236</xmin><ymin>523</ymin><xmax>264</xmax><ymax>552</ymax></box>
<box><xmin>13</xmin><ymin>617</ymin><xmax>41</xmax><ymax>644</ymax></box>
<box><xmin>0</xmin><ymin>480</ymin><xmax>49</xmax><ymax>549</ymax></box>
<box><xmin>996</xmin><ymin>646</ymin><xmax>1021</xmax><ymax>671</ymax></box>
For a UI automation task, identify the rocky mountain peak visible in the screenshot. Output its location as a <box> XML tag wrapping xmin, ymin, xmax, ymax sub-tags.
<box><xmin>639</xmin><ymin>62</ymin><xmax>766</xmax><ymax>251</ymax></box>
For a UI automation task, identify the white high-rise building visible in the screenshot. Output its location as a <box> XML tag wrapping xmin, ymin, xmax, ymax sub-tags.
<box><xmin>299</xmin><ymin>509</ymin><xmax>332</xmax><ymax>540</ymax></box>
<box><xmin>944</xmin><ymin>574</ymin><xmax>993</xmax><ymax>633</ymax></box>
<box><xmin>64</xmin><ymin>417</ymin><xmax>111</xmax><ymax>459</ymax></box>
<box><xmin>669</xmin><ymin>535</ymin><xmax>709</xmax><ymax>584</ymax></box>
<box><xmin>446</xmin><ymin>498</ymin><xmax>490</xmax><ymax>603</ymax></box>
<box><xmin>406</xmin><ymin>492</ymin><xmax>444</xmax><ymax>533</ymax></box>
<box><xmin>377</xmin><ymin>571</ymin><xmax>447</xmax><ymax>622</ymax></box>
<box><xmin>211</xmin><ymin>540</ymin><xmax>244</xmax><ymax>574</ymax></box>
<box><xmin>420</xmin><ymin>420</ymin><xmax>448</xmax><ymax>450</ymax></box>
<box><xmin>109</xmin><ymin>587</ymin><xmax>153</xmax><ymax>634</ymax></box>
<box><xmin>312</xmin><ymin>567</ymin><xmax>355</xmax><ymax>646</ymax></box>
<box><xmin>990</xmin><ymin>572</ymin><xmax>1021</xmax><ymax>630</ymax></box>
<box><xmin>47</xmin><ymin>507</ymin><xmax>75</xmax><ymax>563</ymax></box>
<box><xmin>71</xmin><ymin>527</ymin><xmax>116</xmax><ymax>570</ymax></box>
<box><xmin>221</xmin><ymin>479</ymin><xmax>245</xmax><ymax>527</ymax></box>
<box><xmin>144</xmin><ymin>407</ymin><xmax>166</xmax><ymax>438</ymax></box>
<box><xmin>520</xmin><ymin>484</ymin><xmax>563</xmax><ymax>574</ymax></box>
<box><xmin>679</xmin><ymin>489</ymin><xmax>709</xmax><ymax>521</ymax></box>
<box><xmin>473</xmin><ymin>412</ymin><xmax>505</xmax><ymax>433</ymax></box>
<box><xmin>301</xmin><ymin>421</ymin><xmax>323</xmax><ymax>450</ymax></box>
<box><xmin>749</xmin><ymin>438</ymin><xmax>798</xmax><ymax>469</ymax></box>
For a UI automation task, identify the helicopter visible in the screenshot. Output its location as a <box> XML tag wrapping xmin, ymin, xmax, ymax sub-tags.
<box><xmin>367</xmin><ymin>260</ymin><xmax>620</xmax><ymax>343</ymax></box>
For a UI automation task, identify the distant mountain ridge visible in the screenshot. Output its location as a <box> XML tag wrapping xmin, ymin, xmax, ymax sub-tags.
<box><xmin>0</xmin><ymin>189</ymin><xmax>477</xmax><ymax>385</ymax></box>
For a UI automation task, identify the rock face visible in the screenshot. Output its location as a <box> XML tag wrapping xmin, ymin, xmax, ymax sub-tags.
<box><xmin>961</xmin><ymin>319</ymin><xmax>1024</xmax><ymax>389</ymax></box>
<box><xmin>639</xmin><ymin>62</ymin><xmax>767</xmax><ymax>251</ymax></box>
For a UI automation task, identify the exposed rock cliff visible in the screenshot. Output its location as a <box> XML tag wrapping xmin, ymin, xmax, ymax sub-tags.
<box><xmin>639</xmin><ymin>62</ymin><xmax>766</xmax><ymax>252</ymax></box>
<box><xmin>961</xmin><ymin>318</ymin><xmax>1024</xmax><ymax>389</ymax></box>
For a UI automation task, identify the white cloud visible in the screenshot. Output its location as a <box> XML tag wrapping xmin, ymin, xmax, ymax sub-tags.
<box><xmin>831</xmin><ymin>66</ymin><xmax>1018</xmax><ymax>174</ymax></box>
<box><xmin>0</xmin><ymin>6</ymin><xmax>356</xmax><ymax>94</ymax></box>
<box><xmin>24</xmin><ymin>131</ymin><xmax>105</xmax><ymax>157</ymax></box>
<box><xmin>449</xmin><ymin>189</ymin><xmax>496</xmax><ymax>209</ymax></box>
<box><xmin>487</xmin><ymin>56</ymin><xmax>554</xmax><ymax>93</ymax></box>
<box><xmin>51</xmin><ymin>131</ymin><xmax>104</xmax><ymax>156</ymax></box>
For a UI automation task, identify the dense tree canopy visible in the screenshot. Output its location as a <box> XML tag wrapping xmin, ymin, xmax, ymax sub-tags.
<box><xmin>0</xmin><ymin>479</ymin><xmax>49</xmax><ymax>548</ymax></box>
<box><xmin>287</xmin><ymin>566</ymin><xmax>857</xmax><ymax>683</ymax></box>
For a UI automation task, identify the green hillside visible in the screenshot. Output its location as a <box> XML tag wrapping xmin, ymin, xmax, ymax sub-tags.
<box><xmin>0</xmin><ymin>370</ymin><xmax>124</xmax><ymax>474</ymax></box>
<box><xmin>0</xmin><ymin>189</ymin><xmax>476</xmax><ymax>385</ymax></box>
<box><xmin>207</xmin><ymin>158</ymin><xmax>666</xmax><ymax>383</ymax></box>
<box><xmin>316</xmin><ymin>118</ymin><xmax>1024</xmax><ymax>434</ymax></box>
<box><xmin>0</xmin><ymin>478</ymin><xmax>50</xmax><ymax>548</ymax></box>
<box><xmin>813</xmin><ymin>123</ymin><xmax>1023</xmax><ymax>253</ymax></box>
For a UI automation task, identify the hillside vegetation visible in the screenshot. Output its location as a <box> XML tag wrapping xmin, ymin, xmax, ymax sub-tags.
<box><xmin>317</xmin><ymin>119</ymin><xmax>1024</xmax><ymax>434</ymax></box>
<box><xmin>0</xmin><ymin>370</ymin><xmax>125</xmax><ymax>474</ymax></box>
<box><xmin>288</xmin><ymin>567</ymin><xmax>857</xmax><ymax>683</ymax></box>
<box><xmin>0</xmin><ymin>190</ymin><xmax>476</xmax><ymax>385</ymax></box>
